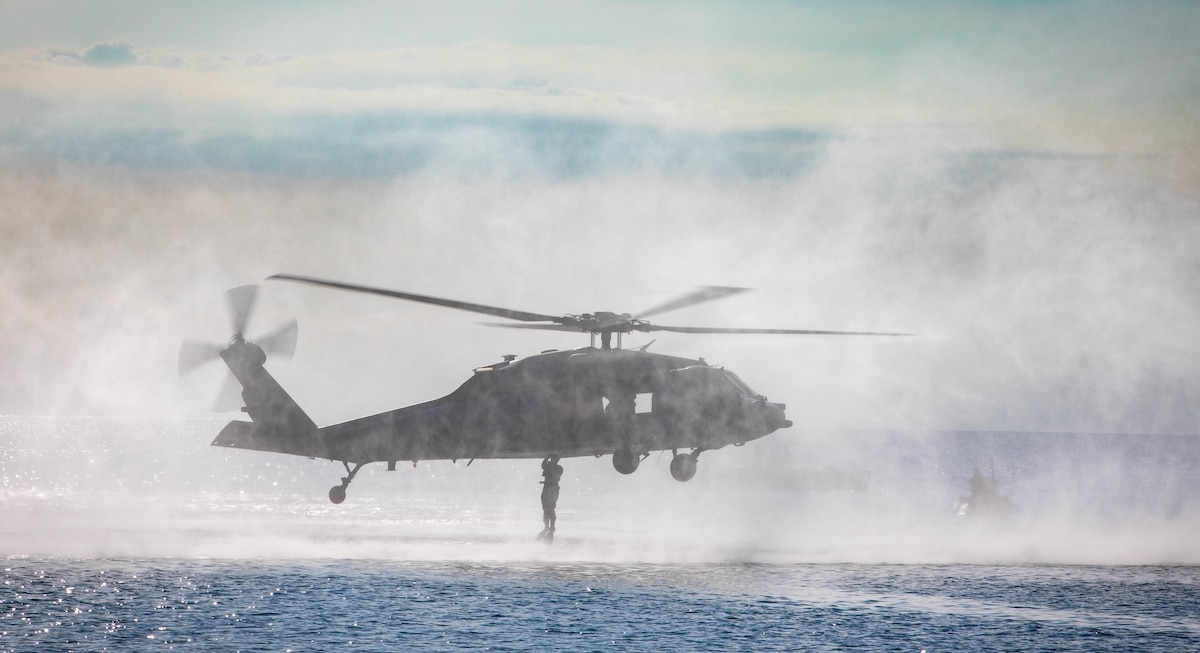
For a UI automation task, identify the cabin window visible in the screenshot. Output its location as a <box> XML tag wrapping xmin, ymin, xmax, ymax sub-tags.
<box><xmin>603</xmin><ymin>392</ymin><xmax>655</xmax><ymax>415</ymax></box>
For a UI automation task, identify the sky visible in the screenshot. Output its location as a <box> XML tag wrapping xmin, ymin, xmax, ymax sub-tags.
<box><xmin>1</xmin><ymin>0</ymin><xmax>1199</xmax><ymax>434</ymax></box>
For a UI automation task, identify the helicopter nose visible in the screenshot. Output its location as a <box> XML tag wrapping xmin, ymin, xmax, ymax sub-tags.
<box><xmin>767</xmin><ymin>401</ymin><xmax>792</xmax><ymax>429</ymax></box>
<box><xmin>747</xmin><ymin>398</ymin><xmax>791</xmax><ymax>431</ymax></box>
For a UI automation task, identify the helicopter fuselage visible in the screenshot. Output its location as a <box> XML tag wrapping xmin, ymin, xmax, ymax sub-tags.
<box><xmin>215</xmin><ymin>345</ymin><xmax>791</xmax><ymax>466</ymax></box>
<box><xmin>319</xmin><ymin>347</ymin><xmax>791</xmax><ymax>464</ymax></box>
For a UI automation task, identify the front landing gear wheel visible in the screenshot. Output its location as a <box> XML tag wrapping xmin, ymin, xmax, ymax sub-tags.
<box><xmin>670</xmin><ymin>452</ymin><xmax>698</xmax><ymax>482</ymax></box>
<box><xmin>612</xmin><ymin>448</ymin><xmax>640</xmax><ymax>474</ymax></box>
<box><xmin>329</xmin><ymin>485</ymin><xmax>347</xmax><ymax>504</ymax></box>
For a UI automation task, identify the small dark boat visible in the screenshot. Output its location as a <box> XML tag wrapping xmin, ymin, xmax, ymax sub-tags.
<box><xmin>955</xmin><ymin>465</ymin><xmax>1013</xmax><ymax>519</ymax></box>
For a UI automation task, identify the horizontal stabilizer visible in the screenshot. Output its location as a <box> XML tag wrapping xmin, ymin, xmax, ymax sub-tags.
<box><xmin>213</xmin><ymin>420</ymin><xmax>327</xmax><ymax>459</ymax></box>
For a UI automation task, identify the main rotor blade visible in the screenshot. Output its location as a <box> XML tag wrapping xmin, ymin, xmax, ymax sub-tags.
<box><xmin>178</xmin><ymin>340</ymin><xmax>225</xmax><ymax>376</ymax></box>
<box><xmin>636</xmin><ymin>286</ymin><xmax>749</xmax><ymax>320</ymax></box>
<box><xmin>256</xmin><ymin>319</ymin><xmax>298</xmax><ymax>359</ymax></box>
<box><xmin>227</xmin><ymin>285</ymin><xmax>259</xmax><ymax>336</ymax></box>
<box><xmin>479</xmin><ymin>322</ymin><xmax>581</xmax><ymax>332</ymax></box>
<box><xmin>649</xmin><ymin>325</ymin><xmax>916</xmax><ymax>336</ymax></box>
<box><xmin>269</xmin><ymin>274</ymin><xmax>561</xmax><ymax>323</ymax></box>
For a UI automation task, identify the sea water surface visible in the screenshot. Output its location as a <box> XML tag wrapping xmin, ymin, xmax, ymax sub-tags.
<box><xmin>5</xmin><ymin>559</ymin><xmax>1199</xmax><ymax>651</ymax></box>
<box><xmin>2</xmin><ymin>417</ymin><xmax>1198</xmax><ymax>651</ymax></box>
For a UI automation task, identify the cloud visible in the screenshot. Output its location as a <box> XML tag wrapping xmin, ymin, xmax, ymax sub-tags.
<box><xmin>4</xmin><ymin>40</ymin><xmax>863</xmax><ymax>128</ymax></box>
<box><xmin>0</xmin><ymin>41</ymin><xmax>841</xmax><ymax>180</ymax></box>
<box><xmin>2</xmin><ymin>8</ymin><xmax>1197</xmax><ymax>186</ymax></box>
<box><xmin>81</xmin><ymin>40</ymin><xmax>137</xmax><ymax>68</ymax></box>
<box><xmin>3</xmin><ymin>27</ymin><xmax>1194</xmax><ymax>185</ymax></box>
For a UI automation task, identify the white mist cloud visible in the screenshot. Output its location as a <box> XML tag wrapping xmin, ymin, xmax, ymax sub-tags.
<box><xmin>3</xmin><ymin>129</ymin><xmax>1197</xmax><ymax>435</ymax></box>
<box><xmin>2</xmin><ymin>2</ymin><xmax>1198</xmax><ymax>572</ymax></box>
<box><xmin>1</xmin><ymin>3</ymin><xmax>1198</xmax><ymax>434</ymax></box>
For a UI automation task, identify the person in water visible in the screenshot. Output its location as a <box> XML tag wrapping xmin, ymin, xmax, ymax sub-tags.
<box><xmin>538</xmin><ymin>454</ymin><xmax>563</xmax><ymax>541</ymax></box>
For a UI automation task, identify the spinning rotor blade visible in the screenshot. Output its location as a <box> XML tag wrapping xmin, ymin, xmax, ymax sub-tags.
<box><xmin>270</xmin><ymin>273</ymin><xmax>560</xmax><ymax>323</ymax></box>
<box><xmin>636</xmin><ymin>286</ymin><xmax>748</xmax><ymax>319</ymax></box>
<box><xmin>227</xmin><ymin>285</ymin><xmax>259</xmax><ymax>336</ymax></box>
<box><xmin>269</xmin><ymin>274</ymin><xmax>914</xmax><ymax>340</ymax></box>
<box><xmin>256</xmin><ymin>318</ymin><xmax>298</xmax><ymax>359</ymax></box>
<box><xmin>180</xmin><ymin>284</ymin><xmax>298</xmax><ymax>413</ymax></box>
<box><xmin>649</xmin><ymin>325</ymin><xmax>915</xmax><ymax>336</ymax></box>
<box><xmin>212</xmin><ymin>371</ymin><xmax>244</xmax><ymax>413</ymax></box>
<box><xmin>178</xmin><ymin>341</ymin><xmax>225</xmax><ymax>376</ymax></box>
<box><xmin>479</xmin><ymin>322</ymin><xmax>581</xmax><ymax>332</ymax></box>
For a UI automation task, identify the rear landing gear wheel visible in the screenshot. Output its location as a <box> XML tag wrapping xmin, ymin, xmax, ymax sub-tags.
<box><xmin>670</xmin><ymin>450</ymin><xmax>700</xmax><ymax>482</ymax></box>
<box><xmin>612</xmin><ymin>448</ymin><xmax>640</xmax><ymax>474</ymax></box>
<box><xmin>328</xmin><ymin>461</ymin><xmax>363</xmax><ymax>504</ymax></box>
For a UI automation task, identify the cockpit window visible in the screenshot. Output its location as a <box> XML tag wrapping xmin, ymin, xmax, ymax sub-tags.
<box><xmin>721</xmin><ymin>370</ymin><xmax>763</xmax><ymax>398</ymax></box>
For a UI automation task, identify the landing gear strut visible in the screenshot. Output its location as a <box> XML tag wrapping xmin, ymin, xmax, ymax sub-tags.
<box><xmin>670</xmin><ymin>448</ymin><xmax>702</xmax><ymax>482</ymax></box>
<box><xmin>329</xmin><ymin>461</ymin><xmax>364</xmax><ymax>504</ymax></box>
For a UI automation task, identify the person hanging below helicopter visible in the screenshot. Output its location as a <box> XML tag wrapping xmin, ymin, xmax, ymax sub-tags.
<box><xmin>537</xmin><ymin>454</ymin><xmax>564</xmax><ymax>543</ymax></box>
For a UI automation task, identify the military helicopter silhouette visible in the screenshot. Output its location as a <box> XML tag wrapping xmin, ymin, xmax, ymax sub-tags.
<box><xmin>180</xmin><ymin>274</ymin><xmax>909</xmax><ymax>505</ymax></box>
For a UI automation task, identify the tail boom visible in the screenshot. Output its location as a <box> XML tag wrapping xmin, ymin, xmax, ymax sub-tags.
<box><xmin>212</xmin><ymin>338</ymin><xmax>324</xmax><ymax>459</ymax></box>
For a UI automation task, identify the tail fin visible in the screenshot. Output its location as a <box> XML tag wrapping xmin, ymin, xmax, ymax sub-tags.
<box><xmin>211</xmin><ymin>338</ymin><xmax>327</xmax><ymax>459</ymax></box>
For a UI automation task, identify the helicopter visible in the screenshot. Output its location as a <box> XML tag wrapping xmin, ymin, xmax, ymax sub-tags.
<box><xmin>179</xmin><ymin>274</ymin><xmax>910</xmax><ymax>505</ymax></box>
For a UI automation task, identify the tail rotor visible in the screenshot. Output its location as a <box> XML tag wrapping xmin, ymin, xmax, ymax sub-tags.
<box><xmin>178</xmin><ymin>285</ymin><xmax>298</xmax><ymax>411</ymax></box>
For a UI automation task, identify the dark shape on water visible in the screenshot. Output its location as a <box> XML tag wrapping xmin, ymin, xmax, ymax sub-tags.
<box><xmin>955</xmin><ymin>463</ymin><xmax>1014</xmax><ymax>519</ymax></box>
<box><xmin>178</xmin><ymin>276</ymin><xmax>908</xmax><ymax>533</ymax></box>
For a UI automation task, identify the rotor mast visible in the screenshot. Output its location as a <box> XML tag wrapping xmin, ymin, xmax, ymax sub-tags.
<box><xmin>574</xmin><ymin>311</ymin><xmax>636</xmax><ymax>350</ymax></box>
